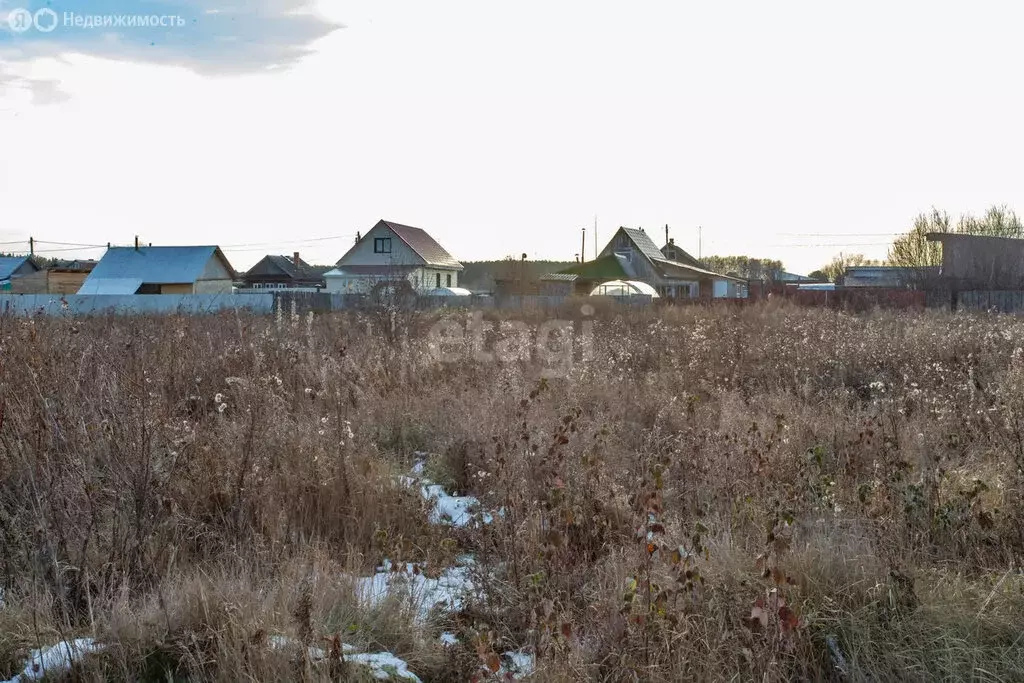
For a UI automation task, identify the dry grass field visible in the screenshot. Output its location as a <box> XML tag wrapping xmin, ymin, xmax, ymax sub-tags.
<box><xmin>1</xmin><ymin>302</ymin><xmax>1023</xmax><ymax>681</ymax></box>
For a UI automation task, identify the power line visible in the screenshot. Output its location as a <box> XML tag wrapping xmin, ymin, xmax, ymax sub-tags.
<box><xmin>767</xmin><ymin>242</ymin><xmax>895</xmax><ymax>248</ymax></box>
<box><xmin>34</xmin><ymin>240</ymin><xmax>108</xmax><ymax>248</ymax></box>
<box><xmin>218</xmin><ymin>235</ymin><xmax>355</xmax><ymax>249</ymax></box>
<box><xmin>778</xmin><ymin>232</ymin><xmax>906</xmax><ymax>237</ymax></box>
<box><xmin>32</xmin><ymin>247</ymin><xmax>108</xmax><ymax>254</ymax></box>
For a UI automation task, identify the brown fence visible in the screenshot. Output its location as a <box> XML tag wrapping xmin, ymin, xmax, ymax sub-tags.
<box><xmin>788</xmin><ymin>288</ymin><xmax>926</xmax><ymax>311</ymax></box>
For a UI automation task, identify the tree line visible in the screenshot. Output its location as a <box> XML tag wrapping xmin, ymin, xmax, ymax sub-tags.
<box><xmin>804</xmin><ymin>204</ymin><xmax>1023</xmax><ymax>282</ymax></box>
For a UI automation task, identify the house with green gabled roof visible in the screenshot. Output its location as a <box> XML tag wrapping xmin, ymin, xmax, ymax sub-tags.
<box><xmin>540</xmin><ymin>227</ymin><xmax>747</xmax><ymax>299</ymax></box>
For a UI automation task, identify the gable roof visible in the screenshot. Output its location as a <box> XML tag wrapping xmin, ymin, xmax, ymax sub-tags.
<box><xmin>0</xmin><ymin>256</ymin><xmax>38</xmax><ymax>280</ymax></box>
<box><xmin>84</xmin><ymin>246</ymin><xmax>237</xmax><ymax>286</ymax></box>
<box><xmin>250</xmin><ymin>254</ymin><xmax>328</xmax><ymax>281</ymax></box>
<box><xmin>618</xmin><ymin>227</ymin><xmax>667</xmax><ymax>264</ymax></box>
<box><xmin>379</xmin><ymin>220</ymin><xmax>463</xmax><ymax>269</ymax></box>
<box><xmin>659</xmin><ymin>242</ymin><xmax>705</xmax><ymax>269</ymax></box>
<box><xmin>607</xmin><ymin>227</ymin><xmax>746</xmax><ymax>283</ymax></box>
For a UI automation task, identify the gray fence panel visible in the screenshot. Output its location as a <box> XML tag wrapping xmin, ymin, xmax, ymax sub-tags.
<box><xmin>957</xmin><ymin>290</ymin><xmax>1024</xmax><ymax>313</ymax></box>
<box><xmin>0</xmin><ymin>293</ymin><xmax>275</xmax><ymax>316</ymax></box>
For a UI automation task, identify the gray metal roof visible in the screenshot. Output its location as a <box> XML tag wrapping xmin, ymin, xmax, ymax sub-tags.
<box><xmin>0</xmin><ymin>256</ymin><xmax>36</xmax><ymax>280</ymax></box>
<box><xmin>82</xmin><ymin>246</ymin><xmax>235</xmax><ymax>287</ymax></box>
<box><xmin>78</xmin><ymin>277</ymin><xmax>144</xmax><ymax>295</ymax></box>
<box><xmin>619</xmin><ymin>228</ymin><xmax>668</xmax><ymax>265</ymax></box>
<box><xmin>615</xmin><ymin>228</ymin><xmax>743</xmax><ymax>282</ymax></box>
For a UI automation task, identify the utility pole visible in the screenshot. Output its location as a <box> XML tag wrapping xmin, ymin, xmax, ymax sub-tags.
<box><xmin>28</xmin><ymin>236</ymin><xmax>34</xmax><ymax>256</ymax></box>
<box><xmin>665</xmin><ymin>224</ymin><xmax>669</xmax><ymax>246</ymax></box>
<box><xmin>581</xmin><ymin>227</ymin><xmax>586</xmax><ymax>264</ymax></box>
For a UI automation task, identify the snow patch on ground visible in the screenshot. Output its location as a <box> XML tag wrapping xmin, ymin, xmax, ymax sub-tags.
<box><xmin>421</xmin><ymin>483</ymin><xmax>480</xmax><ymax>527</ymax></box>
<box><xmin>500</xmin><ymin>650</ymin><xmax>536</xmax><ymax>679</ymax></box>
<box><xmin>347</xmin><ymin>652</ymin><xmax>423</xmax><ymax>682</ymax></box>
<box><xmin>266</xmin><ymin>635</ymin><xmax>420</xmax><ymax>681</ymax></box>
<box><xmin>2</xmin><ymin>638</ymin><xmax>101</xmax><ymax>683</ymax></box>
<box><xmin>356</xmin><ymin>559</ymin><xmax>474</xmax><ymax>622</ymax></box>
<box><xmin>439</xmin><ymin>632</ymin><xmax>459</xmax><ymax>646</ymax></box>
<box><xmin>402</xmin><ymin>456</ymin><xmax>492</xmax><ymax>528</ymax></box>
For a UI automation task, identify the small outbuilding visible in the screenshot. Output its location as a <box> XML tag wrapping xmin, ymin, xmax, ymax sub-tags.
<box><xmin>0</xmin><ymin>256</ymin><xmax>40</xmax><ymax>291</ymax></box>
<box><xmin>79</xmin><ymin>246</ymin><xmax>237</xmax><ymax>295</ymax></box>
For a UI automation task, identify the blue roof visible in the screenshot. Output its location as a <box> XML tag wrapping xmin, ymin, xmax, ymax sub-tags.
<box><xmin>83</xmin><ymin>246</ymin><xmax>234</xmax><ymax>286</ymax></box>
<box><xmin>0</xmin><ymin>256</ymin><xmax>35</xmax><ymax>280</ymax></box>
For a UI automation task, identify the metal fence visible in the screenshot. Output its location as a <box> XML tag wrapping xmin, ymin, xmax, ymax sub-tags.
<box><xmin>957</xmin><ymin>290</ymin><xmax>1024</xmax><ymax>313</ymax></box>
<box><xmin>0</xmin><ymin>293</ymin><xmax>276</xmax><ymax>316</ymax></box>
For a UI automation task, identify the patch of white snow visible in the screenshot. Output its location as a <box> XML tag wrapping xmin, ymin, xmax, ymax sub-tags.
<box><xmin>347</xmin><ymin>652</ymin><xmax>423</xmax><ymax>682</ymax></box>
<box><xmin>501</xmin><ymin>650</ymin><xmax>536</xmax><ymax>679</ymax></box>
<box><xmin>3</xmin><ymin>638</ymin><xmax>101</xmax><ymax>683</ymax></box>
<box><xmin>356</xmin><ymin>561</ymin><xmax>474</xmax><ymax>622</ymax></box>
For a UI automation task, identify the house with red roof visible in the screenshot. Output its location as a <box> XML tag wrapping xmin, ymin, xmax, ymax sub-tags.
<box><xmin>325</xmin><ymin>220</ymin><xmax>464</xmax><ymax>295</ymax></box>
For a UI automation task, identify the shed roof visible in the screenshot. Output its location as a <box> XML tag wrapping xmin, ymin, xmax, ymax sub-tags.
<box><xmin>77</xmin><ymin>277</ymin><xmax>144</xmax><ymax>295</ymax></box>
<box><xmin>539</xmin><ymin>272</ymin><xmax>579</xmax><ymax>282</ymax></box>
<box><xmin>0</xmin><ymin>256</ymin><xmax>38</xmax><ymax>280</ymax></box>
<box><xmin>84</xmin><ymin>246</ymin><xmax>236</xmax><ymax>286</ymax></box>
<box><xmin>556</xmin><ymin>253</ymin><xmax>632</xmax><ymax>281</ymax></box>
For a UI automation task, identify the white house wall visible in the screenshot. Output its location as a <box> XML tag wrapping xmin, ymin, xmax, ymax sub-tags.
<box><xmin>326</xmin><ymin>268</ymin><xmax>458</xmax><ymax>295</ymax></box>
<box><xmin>339</xmin><ymin>224</ymin><xmax>425</xmax><ymax>269</ymax></box>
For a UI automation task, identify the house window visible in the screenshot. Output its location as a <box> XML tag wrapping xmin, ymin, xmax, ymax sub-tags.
<box><xmin>446</xmin><ymin>273</ymin><xmax>452</xmax><ymax>287</ymax></box>
<box><xmin>374</xmin><ymin>237</ymin><xmax>392</xmax><ymax>254</ymax></box>
<box><xmin>436</xmin><ymin>273</ymin><xmax>441</xmax><ymax>288</ymax></box>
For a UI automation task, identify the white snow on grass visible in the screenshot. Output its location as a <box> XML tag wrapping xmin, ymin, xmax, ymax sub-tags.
<box><xmin>2</xmin><ymin>638</ymin><xmax>101</xmax><ymax>683</ymax></box>
<box><xmin>500</xmin><ymin>650</ymin><xmax>536</xmax><ymax>679</ymax></box>
<box><xmin>266</xmin><ymin>635</ymin><xmax>420</xmax><ymax>682</ymax></box>
<box><xmin>421</xmin><ymin>483</ymin><xmax>480</xmax><ymax>527</ymax></box>
<box><xmin>439</xmin><ymin>632</ymin><xmax>458</xmax><ymax>646</ymax></box>
<box><xmin>356</xmin><ymin>559</ymin><xmax>474</xmax><ymax>622</ymax></box>
<box><xmin>400</xmin><ymin>456</ymin><xmax>493</xmax><ymax>528</ymax></box>
<box><xmin>347</xmin><ymin>652</ymin><xmax>423</xmax><ymax>682</ymax></box>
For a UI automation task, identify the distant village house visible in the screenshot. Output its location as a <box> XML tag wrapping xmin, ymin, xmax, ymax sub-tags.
<box><xmin>541</xmin><ymin>227</ymin><xmax>746</xmax><ymax>299</ymax></box>
<box><xmin>242</xmin><ymin>253</ymin><xmax>327</xmax><ymax>290</ymax></box>
<box><xmin>78</xmin><ymin>246</ymin><xmax>236</xmax><ymax>294</ymax></box>
<box><xmin>0</xmin><ymin>256</ymin><xmax>40</xmax><ymax>292</ymax></box>
<box><xmin>325</xmin><ymin>220</ymin><xmax>463</xmax><ymax>295</ymax></box>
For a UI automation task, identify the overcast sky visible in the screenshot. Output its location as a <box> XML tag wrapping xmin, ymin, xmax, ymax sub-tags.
<box><xmin>2</xmin><ymin>0</ymin><xmax>1023</xmax><ymax>273</ymax></box>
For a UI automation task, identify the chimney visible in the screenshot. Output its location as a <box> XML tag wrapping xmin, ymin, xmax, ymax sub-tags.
<box><xmin>669</xmin><ymin>238</ymin><xmax>675</xmax><ymax>245</ymax></box>
<box><xmin>293</xmin><ymin>251</ymin><xmax>300</xmax><ymax>267</ymax></box>
<box><xmin>134</xmin><ymin>235</ymin><xmax>139</xmax><ymax>251</ymax></box>
<box><xmin>355</xmin><ymin>231</ymin><xmax>361</xmax><ymax>244</ymax></box>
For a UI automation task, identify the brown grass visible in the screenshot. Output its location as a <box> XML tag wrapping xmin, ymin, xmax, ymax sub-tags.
<box><xmin>1</xmin><ymin>303</ymin><xmax>1023</xmax><ymax>681</ymax></box>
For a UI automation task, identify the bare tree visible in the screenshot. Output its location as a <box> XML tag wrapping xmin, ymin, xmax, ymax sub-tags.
<box><xmin>814</xmin><ymin>253</ymin><xmax>880</xmax><ymax>282</ymax></box>
<box><xmin>887</xmin><ymin>208</ymin><xmax>951</xmax><ymax>270</ymax></box>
